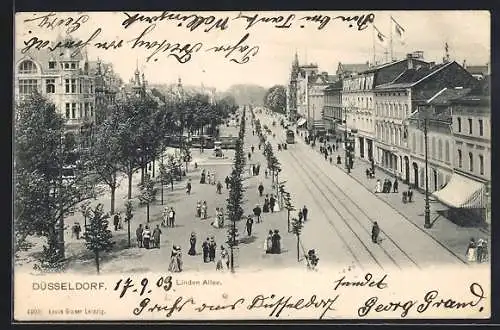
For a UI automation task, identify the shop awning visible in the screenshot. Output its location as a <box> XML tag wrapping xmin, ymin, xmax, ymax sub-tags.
<box><xmin>297</xmin><ymin>118</ymin><xmax>307</xmax><ymax>127</ymax></box>
<box><xmin>432</xmin><ymin>174</ymin><xmax>485</xmax><ymax>208</ymax></box>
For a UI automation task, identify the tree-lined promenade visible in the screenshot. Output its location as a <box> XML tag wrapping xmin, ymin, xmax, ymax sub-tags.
<box><xmin>14</xmin><ymin>90</ymin><xmax>237</xmax><ymax>272</ymax></box>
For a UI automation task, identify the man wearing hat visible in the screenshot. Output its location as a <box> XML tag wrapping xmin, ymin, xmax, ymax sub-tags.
<box><xmin>245</xmin><ymin>215</ymin><xmax>254</xmax><ymax>236</ymax></box>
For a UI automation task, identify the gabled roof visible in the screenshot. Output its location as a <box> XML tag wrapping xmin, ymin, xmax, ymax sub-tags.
<box><xmin>426</xmin><ymin>87</ymin><xmax>472</xmax><ymax>105</ymax></box>
<box><xmin>337</xmin><ymin>62</ymin><xmax>370</xmax><ymax>74</ymax></box>
<box><xmin>375</xmin><ymin>62</ymin><xmax>453</xmax><ymax>90</ymax></box>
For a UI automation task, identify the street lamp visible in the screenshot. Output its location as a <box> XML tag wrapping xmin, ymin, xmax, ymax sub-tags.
<box><xmin>421</xmin><ymin>107</ymin><xmax>431</xmax><ymax>229</ymax></box>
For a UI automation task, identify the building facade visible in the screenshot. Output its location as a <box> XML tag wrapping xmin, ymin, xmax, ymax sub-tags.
<box><xmin>374</xmin><ymin>60</ymin><xmax>479</xmax><ymax>185</ymax></box>
<box><xmin>15</xmin><ymin>45</ymin><xmax>96</xmax><ymax>140</ymax></box>
<box><xmin>322</xmin><ymin>80</ymin><xmax>343</xmax><ymax>134</ymax></box>
<box><xmin>343</xmin><ymin>55</ymin><xmax>428</xmax><ymax>161</ymax></box>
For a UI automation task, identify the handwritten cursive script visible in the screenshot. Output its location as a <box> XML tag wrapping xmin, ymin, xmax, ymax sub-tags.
<box><xmin>247</xmin><ymin>294</ymin><xmax>339</xmax><ymax>319</ymax></box>
<box><xmin>205</xmin><ymin>33</ymin><xmax>259</xmax><ymax>64</ymax></box>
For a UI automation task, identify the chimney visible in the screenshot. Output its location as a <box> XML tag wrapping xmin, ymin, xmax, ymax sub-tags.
<box><xmin>407</xmin><ymin>57</ymin><xmax>413</xmax><ymax>69</ymax></box>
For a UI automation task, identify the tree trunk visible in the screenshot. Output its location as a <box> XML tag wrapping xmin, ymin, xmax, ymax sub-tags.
<box><xmin>95</xmin><ymin>250</ymin><xmax>100</xmax><ymax>274</ymax></box>
<box><xmin>152</xmin><ymin>158</ymin><xmax>156</xmax><ymax>178</ymax></box>
<box><xmin>127</xmin><ymin>216</ymin><xmax>131</xmax><ymax>248</ymax></box>
<box><xmin>141</xmin><ymin>166</ymin><xmax>145</xmax><ymax>185</ymax></box>
<box><xmin>161</xmin><ymin>183</ymin><xmax>164</xmax><ymax>205</ymax></box>
<box><xmin>146</xmin><ymin>203</ymin><xmax>150</xmax><ymax>223</ymax></box>
<box><xmin>296</xmin><ymin>235</ymin><xmax>300</xmax><ymax>262</ymax></box>
<box><xmin>128</xmin><ymin>172</ymin><xmax>133</xmax><ymax>200</ymax></box>
<box><xmin>110</xmin><ymin>186</ymin><xmax>116</xmax><ymax>215</ymax></box>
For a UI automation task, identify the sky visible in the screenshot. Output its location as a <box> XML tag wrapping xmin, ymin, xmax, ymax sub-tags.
<box><xmin>15</xmin><ymin>11</ymin><xmax>490</xmax><ymax>92</ymax></box>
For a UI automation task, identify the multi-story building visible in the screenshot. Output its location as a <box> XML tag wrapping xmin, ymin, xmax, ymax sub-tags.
<box><xmin>15</xmin><ymin>41</ymin><xmax>96</xmax><ymax>141</ymax></box>
<box><xmin>286</xmin><ymin>53</ymin><xmax>300</xmax><ymax>121</ymax></box>
<box><xmin>342</xmin><ymin>53</ymin><xmax>429</xmax><ymax>161</ymax></box>
<box><xmin>91</xmin><ymin>59</ymin><xmax>122</xmax><ymax>124</ymax></box>
<box><xmin>322</xmin><ymin>80</ymin><xmax>343</xmax><ymax>135</ymax></box>
<box><xmin>336</xmin><ymin>62</ymin><xmax>370</xmax><ymax>80</ymax></box>
<box><xmin>374</xmin><ymin>60</ymin><xmax>479</xmax><ymax>185</ymax></box>
<box><xmin>464</xmin><ymin>62</ymin><xmax>490</xmax><ymax>80</ymax></box>
<box><xmin>432</xmin><ymin>79</ymin><xmax>491</xmax><ymax>225</ymax></box>
<box><xmin>407</xmin><ymin>87</ymin><xmax>472</xmax><ymax>193</ymax></box>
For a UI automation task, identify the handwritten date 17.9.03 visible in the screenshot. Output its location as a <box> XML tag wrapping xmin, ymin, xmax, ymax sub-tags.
<box><xmin>114</xmin><ymin>276</ymin><xmax>173</xmax><ymax>299</ymax></box>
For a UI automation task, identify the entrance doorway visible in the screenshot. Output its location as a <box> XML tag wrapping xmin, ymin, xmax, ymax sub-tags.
<box><xmin>412</xmin><ymin>162</ymin><xmax>419</xmax><ymax>188</ymax></box>
<box><xmin>359</xmin><ymin>137</ymin><xmax>365</xmax><ymax>159</ymax></box>
<box><xmin>367</xmin><ymin>139</ymin><xmax>373</xmax><ymax>160</ymax></box>
<box><xmin>404</xmin><ymin>156</ymin><xmax>410</xmax><ymax>184</ymax></box>
<box><xmin>433</xmin><ymin>169</ymin><xmax>438</xmax><ymax>192</ymax></box>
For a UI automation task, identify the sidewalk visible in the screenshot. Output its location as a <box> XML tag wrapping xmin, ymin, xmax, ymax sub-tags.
<box><xmin>302</xmin><ymin>135</ymin><xmax>490</xmax><ymax>263</ymax></box>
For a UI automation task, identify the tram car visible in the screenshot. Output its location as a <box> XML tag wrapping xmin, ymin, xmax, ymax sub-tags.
<box><xmin>286</xmin><ymin>129</ymin><xmax>295</xmax><ymax>144</ymax></box>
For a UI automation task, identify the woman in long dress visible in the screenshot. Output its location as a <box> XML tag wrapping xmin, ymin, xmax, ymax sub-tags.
<box><xmin>265</xmin><ymin>230</ymin><xmax>273</xmax><ymax>254</ymax></box>
<box><xmin>168</xmin><ymin>246</ymin><xmax>181</xmax><ymax>272</ymax></box>
<box><xmin>211</xmin><ymin>208</ymin><xmax>220</xmax><ymax>228</ymax></box>
<box><xmin>466</xmin><ymin>238</ymin><xmax>477</xmax><ymax>263</ymax></box>
<box><xmin>375</xmin><ymin>179</ymin><xmax>381</xmax><ymax>193</ymax></box>
<box><xmin>188</xmin><ymin>233</ymin><xmax>197</xmax><ymax>256</ymax></box>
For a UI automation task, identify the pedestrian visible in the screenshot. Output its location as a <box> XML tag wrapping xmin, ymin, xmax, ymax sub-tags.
<box><xmin>225</xmin><ymin>176</ymin><xmax>230</xmax><ymax>189</ymax></box>
<box><xmin>152</xmin><ymin>225</ymin><xmax>162</xmax><ymax>249</ymax></box>
<box><xmin>480</xmin><ymin>240</ymin><xmax>488</xmax><ymax>262</ymax></box>
<box><xmin>408</xmin><ymin>186</ymin><xmax>413</xmax><ymax>202</ymax></box>
<box><xmin>186</xmin><ymin>179</ymin><xmax>192</xmax><ymax>195</ymax></box>
<box><xmin>258</xmin><ymin>183</ymin><xmax>264</xmax><ymax>197</ymax></box>
<box><xmin>142</xmin><ymin>225</ymin><xmax>151</xmax><ymax>249</ymax></box>
<box><xmin>246</xmin><ymin>215</ymin><xmax>254</xmax><ymax>236</ymax></box>
<box><xmin>72</xmin><ymin>222</ymin><xmax>81</xmax><ymax>240</ymax></box>
<box><xmin>264</xmin><ymin>230</ymin><xmax>273</xmax><ymax>254</ymax></box>
<box><xmin>466</xmin><ymin>238</ymin><xmax>477</xmax><ymax>263</ymax></box>
<box><xmin>180</xmin><ymin>233</ymin><xmax>193</xmax><ymax>258</ymax></box>
<box><xmin>271</xmin><ymin>230</ymin><xmax>281</xmax><ymax>254</ymax></box>
<box><xmin>201</xmin><ymin>201</ymin><xmax>207</xmax><ymax>219</ymax></box>
<box><xmin>393</xmin><ymin>178</ymin><xmax>399</xmax><ymax>193</ymax></box>
<box><xmin>118</xmin><ymin>213</ymin><xmax>123</xmax><ymax>230</ymax></box>
<box><xmin>248</xmin><ymin>152</ymin><xmax>252</xmax><ymax>160</ymax></box>
<box><xmin>476</xmin><ymin>238</ymin><xmax>484</xmax><ymax>263</ymax></box>
<box><xmin>387</xmin><ymin>179</ymin><xmax>392</xmax><ymax>193</ymax></box>
<box><xmin>251</xmin><ymin>145</ymin><xmax>255</xmax><ymax>153</ymax></box>
<box><xmin>371</xmin><ymin>222</ymin><xmax>380</xmax><ymax>244</ymax></box>
<box><xmin>200</xmin><ymin>169</ymin><xmax>206</xmax><ymax>184</ymax></box>
<box><xmin>337</xmin><ymin>155</ymin><xmax>342</xmax><ymax>164</ymax></box>
<box><xmin>298</xmin><ymin>209</ymin><xmax>303</xmax><ymax>222</ymax></box>
<box><xmin>307</xmin><ymin>249</ymin><xmax>319</xmax><ymax>271</ymax></box>
<box><xmin>329</xmin><ymin>156</ymin><xmax>332</xmax><ymax>164</ymax></box>
<box><xmin>196</xmin><ymin>201</ymin><xmax>201</xmax><ymax>218</ymax></box>
<box><xmin>402</xmin><ymin>191</ymin><xmax>408</xmax><ymax>203</ymax></box>
<box><xmin>216</xmin><ymin>181</ymin><xmax>223</xmax><ymax>194</ymax></box>
<box><xmin>202</xmin><ymin>238</ymin><xmax>210</xmax><ymax>263</ymax></box>
<box><xmin>113</xmin><ymin>213</ymin><xmax>119</xmax><ymax>231</ymax></box>
<box><xmin>212</xmin><ymin>208</ymin><xmax>221</xmax><ymax>229</ymax></box>
<box><xmin>168</xmin><ymin>246</ymin><xmax>182</xmax><ymax>273</ymax></box>
<box><xmin>265</xmin><ymin>169</ymin><xmax>268</xmax><ymax>178</ymax></box>
<box><xmin>221</xmin><ymin>246</ymin><xmax>229</xmax><ymax>269</ymax></box>
<box><xmin>136</xmin><ymin>224</ymin><xmax>143</xmax><ymax>248</ymax></box>
<box><xmin>253</xmin><ymin>204</ymin><xmax>262</xmax><ymax>223</ymax></box>
<box><xmin>169</xmin><ymin>207</ymin><xmax>176</xmax><ymax>227</ymax></box>
<box><xmin>269</xmin><ymin>195</ymin><xmax>276</xmax><ymax>213</ymax></box>
<box><xmin>324</xmin><ymin>152</ymin><xmax>328</xmax><ymax>161</ymax></box>
<box><xmin>209</xmin><ymin>237</ymin><xmax>217</xmax><ymax>262</ymax></box>
<box><xmin>302</xmin><ymin>205</ymin><xmax>308</xmax><ymax>222</ymax></box>
<box><xmin>375</xmin><ymin>179</ymin><xmax>381</xmax><ymax>193</ymax></box>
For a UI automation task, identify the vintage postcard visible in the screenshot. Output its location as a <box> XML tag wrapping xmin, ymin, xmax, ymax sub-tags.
<box><xmin>13</xmin><ymin>10</ymin><xmax>491</xmax><ymax>321</ymax></box>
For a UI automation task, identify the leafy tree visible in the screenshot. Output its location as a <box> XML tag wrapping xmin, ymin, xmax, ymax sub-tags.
<box><xmin>83</xmin><ymin>204</ymin><xmax>115</xmax><ymax>274</ymax></box>
<box><xmin>85</xmin><ymin>111</ymin><xmax>124</xmax><ymax>214</ymax></box>
<box><xmin>291</xmin><ymin>217</ymin><xmax>303</xmax><ymax>262</ymax></box>
<box><xmin>158</xmin><ymin>162</ymin><xmax>170</xmax><ymax>204</ymax></box>
<box><xmin>264</xmin><ymin>85</ymin><xmax>286</xmax><ymax>114</ymax></box>
<box><xmin>138</xmin><ymin>173</ymin><xmax>157</xmax><ymax>223</ymax></box>
<box><xmin>15</xmin><ymin>93</ymin><xmax>97</xmax><ymax>268</ymax></box>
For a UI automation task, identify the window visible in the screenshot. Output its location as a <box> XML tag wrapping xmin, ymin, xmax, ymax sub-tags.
<box><xmin>18</xmin><ymin>79</ymin><xmax>38</xmax><ymax>95</ymax></box>
<box><xmin>479</xmin><ymin>155</ymin><xmax>484</xmax><ymax>175</ymax></box>
<box><xmin>469</xmin><ymin>152</ymin><xmax>473</xmax><ymax>172</ymax></box>
<box><xmin>18</xmin><ymin>60</ymin><xmax>37</xmax><ymax>74</ymax></box>
<box><xmin>431</xmin><ymin>137</ymin><xmax>436</xmax><ymax>159</ymax></box>
<box><xmin>445</xmin><ymin>141</ymin><xmax>450</xmax><ymax>162</ymax></box>
<box><xmin>79</xmin><ymin>79</ymin><xmax>83</xmax><ymax>94</ymax></box>
<box><xmin>419</xmin><ymin>133</ymin><xmax>424</xmax><ymax>154</ymax></box>
<box><xmin>458</xmin><ymin>149</ymin><xmax>462</xmax><ymax>168</ymax></box>
<box><xmin>457</xmin><ymin>117</ymin><xmax>462</xmax><ymax>132</ymax></box>
<box><xmin>405</xmin><ymin>104</ymin><xmax>409</xmax><ymax>117</ymax></box>
<box><xmin>64</xmin><ymin>63</ymin><xmax>70</xmax><ymax>69</ymax></box>
<box><xmin>70</xmin><ymin>62</ymin><xmax>76</xmax><ymax>69</ymax></box>
<box><xmin>90</xmin><ymin>82</ymin><xmax>94</xmax><ymax>93</ymax></box>
<box><xmin>90</xmin><ymin>104</ymin><xmax>94</xmax><ymax>117</ymax></box>
<box><xmin>48</xmin><ymin>61</ymin><xmax>56</xmax><ymax>69</ymax></box>
<box><xmin>438</xmin><ymin>139</ymin><xmax>443</xmax><ymax>160</ymax></box>
<box><xmin>412</xmin><ymin>133</ymin><xmax>416</xmax><ymax>152</ymax></box>
<box><xmin>479</xmin><ymin>119</ymin><xmax>484</xmax><ymax>136</ymax></box>
<box><xmin>65</xmin><ymin>79</ymin><xmax>77</xmax><ymax>93</ymax></box>
<box><xmin>45</xmin><ymin>79</ymin><xmax>55</xmax><ymax>93</ymax></box>
<box><xmin>65</xmin><ymin>103</ymin><xmax>70</xmax><ymax>119</ymax></box>
<box><xmin>468</xmin><ymin>118</ymin><xmax>473</xmax><ymax>134</ymax></box>
<box><xmin>84</xmin><ymin>103</ymin><xmax>89</xmax><ymax>118</ymax></box>
<box><xmin>71</xmin><ymin>103</ymin><xmax>77</xmax><ymax>119</ymax></box>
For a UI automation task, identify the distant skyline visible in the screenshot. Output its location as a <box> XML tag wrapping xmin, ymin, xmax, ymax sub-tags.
<box><xmin>15</xmin><ymin>11</ymin><xmax>490</xmax><ymax>91</ymax></box>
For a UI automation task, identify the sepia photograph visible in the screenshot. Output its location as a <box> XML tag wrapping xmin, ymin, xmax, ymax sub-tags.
<box><xmin>13</xmin><ymin>10</ymin><xmax>491</xmax><ymax>321</ymax></box>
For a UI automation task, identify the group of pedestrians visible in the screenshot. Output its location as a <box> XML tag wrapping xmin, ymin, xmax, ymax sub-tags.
<box><xmin>375</xmin><ymin>178</ymin><xmax>399</xmax><ymax>194</ymax></box>
<box><xmin>196</xmin><ymin>201</ymin><xmax>208</xmax><ymax>219</ymax></box>
<box><xmin>136</xmin><ymin>224</ymin><xmax>163</xmax><ymax>249</ymax></box>
<box><xmin>200</xmin><ymin>169</ymin><xmax>216</xmax><ymax>185</ymax></box>
<box><xmin>162</xmin><ymin>206</ymin><xmax>176</xmax><ymax>227</ymax></box>
<box><xmin>466</xmin><ymin>237</ymin><xmax>489</xmax><ymax>263</ymax></box>
<box><xmin>264</xmin><ymin>229</ymin><xmax>282</xmax><ymax>254</ymax></box>
<box><xmin>297</xmin><ymin>205</ymin><xmax>309</xmax><ymax>222</ymax></box>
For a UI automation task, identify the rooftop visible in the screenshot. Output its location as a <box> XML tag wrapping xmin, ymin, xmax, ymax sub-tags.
<box><xmin>375</xmin><ymin>62</ymin><xmax>452</xmax><ymax>90</ymax></box>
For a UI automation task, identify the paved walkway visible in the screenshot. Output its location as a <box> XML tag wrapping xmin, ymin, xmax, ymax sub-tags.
<box><xmin>298</xmin><ymin>133</ymin><xmax>490</xmax><ymax>264</ymax></box>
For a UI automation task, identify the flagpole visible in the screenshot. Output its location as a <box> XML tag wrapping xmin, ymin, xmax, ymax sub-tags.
<box><xmin>372</xmin><ymin>24</ymin><xmax>376</xmax><ymax>66</ymax></box>
<box><xmin>389</xmin><ymin>15</ymin><xmax>394</xmax><ymax>61</ymax></box>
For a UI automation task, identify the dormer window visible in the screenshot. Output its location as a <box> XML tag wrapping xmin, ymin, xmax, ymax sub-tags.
<box><xmin>48</xmin><ymin>61</ymin><xmax>56</xmax><ymax>69</ymax></box>
<box><xmin>18</xmin><ymin>60</ymin><xmax>37</xmax><ymax>74</ymax></box>
<box><xmin>64</xmin><ymin>63</ymin><xmax>70</xmax><ymax>70</ymax></box>
<box><xmin>71</xmin><ymin>62</ymin><xmax>77</xmax><ymax>69</ymax></box>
